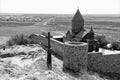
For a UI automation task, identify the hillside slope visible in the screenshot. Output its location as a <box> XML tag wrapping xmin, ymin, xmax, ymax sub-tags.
<box><xmin>0</xmin><ymin>44</ymin><xmax>107</xmax><ymax>80</ymax></box>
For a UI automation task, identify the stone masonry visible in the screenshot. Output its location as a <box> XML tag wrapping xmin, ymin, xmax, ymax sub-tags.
<box><xmin>63</xmin><ymin>42</ymin><xmax>88</xmax><ymax>74</ymax></box>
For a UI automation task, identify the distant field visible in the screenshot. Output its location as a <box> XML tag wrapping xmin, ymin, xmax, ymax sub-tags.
<box><xmin>0</xmin><ymin>21</ymin><xmax>36</xmax><ymax>27</ymax></box>
<box><xmin>50</xmin><ymin>15</ymin><xmax>120</xmax><ymax>42</ymax></box>
<box><xmin>0</xmin><ymin>14</ymin><xmax>120</xmax><ymax>42</ymax></box>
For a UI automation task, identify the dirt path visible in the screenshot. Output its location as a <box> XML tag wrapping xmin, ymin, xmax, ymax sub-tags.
<box><xmin>35</xmin><ymin>17</ymin><xmax>54</xmax><ymax>26</ymax></box>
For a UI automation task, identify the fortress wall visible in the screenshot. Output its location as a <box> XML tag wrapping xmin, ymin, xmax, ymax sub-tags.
<box><xmin>30</xmin><ymin>34</ymin><xmax>47</xmax><ymax>45</ymax></box>
<box><xmin>30</xmin><ymin>34</ymin><xmax>88</xmax><ymax>73</ymax></box>
<box><xmin>30</xmin><ymin>34</ymin><xmax>120</xmax><ymax>74</ymax></box>
<box><xmin>29</xmin><ymin>34</ymin><xmax>64</xmax><ymax>57</ymax></box>
<box><xmin>88</xmin><ymin>52</ymin><xmax>120</xmax><ymax>73</ymax></box>
<box><xmin>63</xmin><ymin>42</ymin><xmax>88</xmax><ymax>73</ymax></box>
<box><xmin>88</xmin><ymin>52</ymin><xmax>103</xmax><ymax>71</ymax></box>
<box><xmin>50</xmin><ymin>38</ymin><xmax>64</xmax><ymax>57</ymax></box>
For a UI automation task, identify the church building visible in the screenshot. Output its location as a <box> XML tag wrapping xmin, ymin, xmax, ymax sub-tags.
<box><xmin>63</xmin><ymin>9</ymin><xmax>99</xmax><ymax>52</ymax></box>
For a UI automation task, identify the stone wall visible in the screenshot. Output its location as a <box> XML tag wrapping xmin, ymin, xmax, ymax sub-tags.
<box><xmin>63</xmin><ymin>42</ymin><xmax>88</xmax><ymax>74</ymax></box>
<box><xmin>88</xmin><ymin>52</ymin><xmax>120</xmax><ymax>74</ymax></box>
<box><xmin>30</xmin><ymin>34</ymin><xmax>88</xmax><ymax>73</ymax></box>
<box><xmin>30</xmin><ymin>34</ymin><xmax>120</xmax><ymax>74</ymax></box>
<box><xmin>30</xmin><ymin>34</ymin><xmax>47</xmax><ymax>45</ymax></box>
<box><xmin>29</xmin><ymin>34</ymin><xmax>64</xmax><ymax>57</ymax></box>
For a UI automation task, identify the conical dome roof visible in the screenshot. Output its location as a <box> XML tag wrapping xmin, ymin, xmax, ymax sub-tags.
<box><xmin>89</xmin><ymin>26</ymin><xmax>94</xmax><ymax>34</ymax></box>
<box><xmin>72</xmin><ymin>9</ymin><xmax>84</xmax><ymax>21</ymax></box>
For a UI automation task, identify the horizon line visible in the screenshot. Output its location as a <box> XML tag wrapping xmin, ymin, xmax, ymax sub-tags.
<box><xmin>0</xmin><ymin>12</ymin><xmax>120</xmax><ymax>15</ymax></box>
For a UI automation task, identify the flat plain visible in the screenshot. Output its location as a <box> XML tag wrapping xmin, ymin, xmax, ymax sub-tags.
<box><xmin>0</xmin><ymin>14</ymin><xmax>120</xmax><ymax>42</ymax></box>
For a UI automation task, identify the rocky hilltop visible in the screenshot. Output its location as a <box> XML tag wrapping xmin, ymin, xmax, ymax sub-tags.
<box><xmin>0</xmin><ymin>44</ymin><xmax>107</xmax><ymax>80</ymax></box>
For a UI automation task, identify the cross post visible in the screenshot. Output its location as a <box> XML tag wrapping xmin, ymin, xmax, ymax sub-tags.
<box><xmin>46</xmin><ymin>32</ymin><xmax>53</xmax><ymax>70</ymax></box>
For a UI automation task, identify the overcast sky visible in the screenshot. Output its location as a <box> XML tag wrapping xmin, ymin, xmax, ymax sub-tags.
<box><xmin>0</xmin><ymin>0</ymin><xmax>120</xmax><ymax>14</ymax></box>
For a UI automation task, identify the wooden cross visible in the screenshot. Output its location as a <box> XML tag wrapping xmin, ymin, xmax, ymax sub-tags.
<box><xmin>45</xmin><ymin>32</ymin><xmax>53</xmax><ymax>70</ymax></box>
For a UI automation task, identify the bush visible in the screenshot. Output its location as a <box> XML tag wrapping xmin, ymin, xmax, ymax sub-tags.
<box><xmin>95</xmin><ymin>35</ymin><xmax>109</xmax><ymax>48</ymax></box>
<box><xmin>7</xmin><ymin>34</ymin><xmax>34</xmax><ymax>46</ymax></box>
<box><xmin>41</xmin><ymin>32</ymin><xmax>47</xmax><ymax>36</ymax></box>
<box><xmin>99</xmin><ymin>40</ymin><xmax>109</xmax><ymax>48</ymax></box>
<box><xmin>111</xmin><ymin>42</ymin><xmax>120</xmax><ymax>50</ymax></box>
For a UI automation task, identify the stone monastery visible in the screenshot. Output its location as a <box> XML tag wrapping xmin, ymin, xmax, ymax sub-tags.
<box><xmin>30</xmin><ymin>9</ymin><xmax>120</xmax><ymax>74</ymax></box>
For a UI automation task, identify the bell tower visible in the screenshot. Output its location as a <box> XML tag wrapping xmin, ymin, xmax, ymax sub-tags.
<box><xmin>72</xmin><ymin>9</ymin><xmax>84</xmax><ymax>35</ymax></box>
<box><xmin>89</xmin><ymin>26</ymin><xmax>94</xmax><ymax>40</ymax></box>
